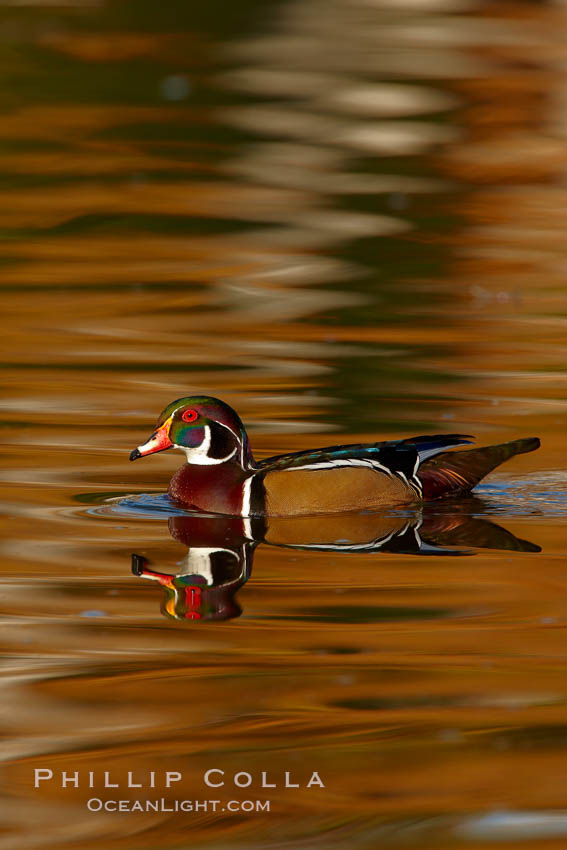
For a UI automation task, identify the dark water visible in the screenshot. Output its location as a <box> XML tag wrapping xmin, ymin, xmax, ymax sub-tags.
<box><xmin>2</xmin><ymin>0</ymin><xmax>567</xmax><ymax>847</ymax></box>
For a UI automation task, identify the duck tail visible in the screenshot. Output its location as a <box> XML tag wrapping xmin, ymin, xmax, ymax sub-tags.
<box><xmin>418</xmin><ymin>437</ymin><xmax>540</xmax><ymax>500</ymax></box>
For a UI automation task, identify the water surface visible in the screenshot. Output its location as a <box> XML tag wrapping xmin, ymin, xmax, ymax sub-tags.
<box><xmin>1</xmin><ymin>0</ymin><xmax>567</xmax><ymax>848</ymax></box>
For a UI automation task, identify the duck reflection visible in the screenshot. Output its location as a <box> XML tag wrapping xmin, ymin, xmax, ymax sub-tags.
<box><xmin>131</xmin><ymin>503</ymin><xmax>539</xmax><ymax>622</ymax></box>
<box><xmin>132</xmin><ymin>515</ymin><xmax>260</xmax><ymax>622</ymax></box>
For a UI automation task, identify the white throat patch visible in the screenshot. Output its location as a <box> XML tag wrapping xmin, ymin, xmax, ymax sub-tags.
<box><xmin>177</xmin><ymin>547</ymin><xmax>238</xmax><ymax>585</ymax></box>
<box><xmin>174</xmin><ymin>424</ymin><xmax>237</xmax><ymax>465</ymax></box>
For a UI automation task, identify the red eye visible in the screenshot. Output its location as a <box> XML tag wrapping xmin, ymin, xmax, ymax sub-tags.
<box><xmin>181</xmin><ymin>409</ymin><xmax>199</xmax><ymax>423</ymax></box>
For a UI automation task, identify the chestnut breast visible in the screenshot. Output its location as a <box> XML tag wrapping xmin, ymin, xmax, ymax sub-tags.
<box><xmin>168</xmin><ymin>462</ymin><xmax>247</xmax><ymax>515</ymax></box>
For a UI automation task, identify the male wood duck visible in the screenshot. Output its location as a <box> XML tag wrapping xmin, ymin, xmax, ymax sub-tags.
<box><xmin>129</xmin><ymin>395</ymin><xmax>540</xmax><ymax>516</ymax></box>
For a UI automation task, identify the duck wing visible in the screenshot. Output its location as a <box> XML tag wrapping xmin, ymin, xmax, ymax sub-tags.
<box><xmin>260</xmin><ymin>433</ymin><xmax>474</xmax><ymax>497</ymax></box>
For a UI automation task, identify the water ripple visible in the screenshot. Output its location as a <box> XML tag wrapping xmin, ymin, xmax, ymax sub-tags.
<box><xmin>87</xmin><ymin>492</ymin><xmax>193</xmax><ymax>520</ymax></box>
<box><xmin>476</xmin><ymin>473</ymin><xmax>567</xmax><ymax>516</ymax></box>
<box><xmin>84</xmin><ymin>472</ymin><xmax>567</xmax><ymax>523</ymax></box>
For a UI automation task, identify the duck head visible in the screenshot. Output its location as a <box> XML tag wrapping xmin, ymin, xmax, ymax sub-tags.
<box><xmin>130</xmin><ymin>395</ymin><xmax>254</xmax><ymax>469</ymax></box>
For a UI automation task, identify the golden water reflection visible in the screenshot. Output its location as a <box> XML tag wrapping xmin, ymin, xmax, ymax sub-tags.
<box><xmin>2</xmin><ymin>0</ymin><xmax>567</xmax><ymax>847</ymax></box>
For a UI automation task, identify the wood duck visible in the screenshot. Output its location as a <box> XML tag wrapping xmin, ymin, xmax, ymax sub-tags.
<box><xmin>129</xmin><ymin>395</ymin><xmax>540</xmax><ymax>516</ymax></box>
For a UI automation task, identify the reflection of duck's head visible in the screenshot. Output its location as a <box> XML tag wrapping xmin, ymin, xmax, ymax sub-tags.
<box><xmin>132</xmin><ymin>517</ymin><xmax>256</xmax><ymax>622</ymax></box>
<box><xmin>132</xmin><ymin>553</ymin><xmax>245</xmax><ymax>621</ymax></box>
<box><xmin>131</xmin><ymin>508</ymin><xmax>539</xmax><ymax>622</ymax></box>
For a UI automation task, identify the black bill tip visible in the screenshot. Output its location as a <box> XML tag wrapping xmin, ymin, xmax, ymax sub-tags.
<box><xmin>130</xmin><ymin>448</ymin><xmax>142</xmax><ymax>461</ymax></box>
<box><xmin>131</xmin><ymin>554</ymin><xmax>147</xmax><ymax>575</ymax></box>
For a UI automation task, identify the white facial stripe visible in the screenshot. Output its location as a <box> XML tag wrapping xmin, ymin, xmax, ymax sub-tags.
<box><xmin>214</xmin><ymin>419</ymin><xmax>249</xmax><ymax>468</ymax></box>
<box><xmin>174</xmin><ymin>424</ymin><xmax>237</xmax><ymax>465</ymax></box>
